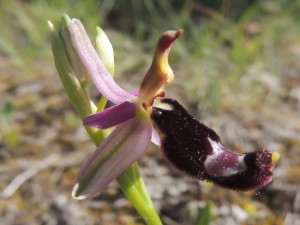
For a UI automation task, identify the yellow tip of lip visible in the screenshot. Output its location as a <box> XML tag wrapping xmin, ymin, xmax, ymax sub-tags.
<box><xmin>272</xmin><ymin>152</ymin><xmax>280</xmax><ymax>163</ymax></box>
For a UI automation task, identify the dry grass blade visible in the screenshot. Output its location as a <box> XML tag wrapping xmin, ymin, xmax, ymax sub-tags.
<box><xmin>1</xmin><ymin>154</ymin><xmax>59</xmax><ymax>198</ymax></box>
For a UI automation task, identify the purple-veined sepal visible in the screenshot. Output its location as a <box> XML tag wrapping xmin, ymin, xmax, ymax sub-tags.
<box><xmin>69</xmin><ymin>19</ymin><xmax>135</xmax><ymax>105</ymax></box>
<box><xmin>72</xmin><ymin>114</ymin><xmax>152</xmax><ymax>199</ymax></box>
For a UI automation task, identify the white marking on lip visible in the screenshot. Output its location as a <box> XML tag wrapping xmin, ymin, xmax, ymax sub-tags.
<box><xmin>152</xmin><ymin>100</ymin><xmax>173</xmax><ymax>111</ymax></box>
<box><xmin>204</xmin><ymin>138</ymin><xmax>247</xmax><ymax>177</ymax></box>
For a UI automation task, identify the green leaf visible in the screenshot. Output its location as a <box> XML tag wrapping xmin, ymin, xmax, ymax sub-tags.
<box><xmin>194</xmin><ymin>203</ymin><xmax>212</xmax><ymax>225</ymax></box>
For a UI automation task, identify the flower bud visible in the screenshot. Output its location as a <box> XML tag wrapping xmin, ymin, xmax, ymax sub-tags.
<box><xmin>59</xmin><ymin>15</ymin><xmax>90</xmax><ymax>84</ymax></box>
<box><xmin>49</xmin><ymin>19</ymin><xmax>92</xmax><ymax>119</ymax></box>
<box><xmin>96</xmin><ymin>27</ymin><xmax>114</xmax><ymax>76</ymax></box>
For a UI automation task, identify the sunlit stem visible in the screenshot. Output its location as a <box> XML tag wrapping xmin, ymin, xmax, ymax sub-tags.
<box><xmin>117</xmin><ymin>164</ymin><xmax>163</xmax><ymax>225</ymax></box>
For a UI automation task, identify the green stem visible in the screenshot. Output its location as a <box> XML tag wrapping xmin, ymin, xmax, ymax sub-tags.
<box><xmin>117</xmin><ymin>163</ymin><xmax>162</xmax><ymax>225</ymax></box>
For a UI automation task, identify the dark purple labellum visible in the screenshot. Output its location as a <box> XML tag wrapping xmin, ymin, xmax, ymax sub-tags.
<box><xmin>151</xmin><ymin>98</ymin><xmax>276</xmax><ymax>191</ymax></box>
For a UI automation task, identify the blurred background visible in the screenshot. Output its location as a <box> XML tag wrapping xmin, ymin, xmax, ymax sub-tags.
<box><xmin>1</xmin><ymin>0</ymin><xmax>300</xmax><ymax>224</ymax></box>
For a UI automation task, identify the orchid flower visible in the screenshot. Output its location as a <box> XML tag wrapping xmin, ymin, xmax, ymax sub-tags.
<box><xmin>69</xmin><ymin>19</ymin><xmax>182</xmax><ymax>199</ymax></box>
<box><xmin>151</xmin><ymin>98</ymin><xmax>280</xmax><ymax>191</ymax></box>
<box><xmin>65</xmin><ymin>19</ymin><xmax>279</xmax><ymax>200</ymax></box>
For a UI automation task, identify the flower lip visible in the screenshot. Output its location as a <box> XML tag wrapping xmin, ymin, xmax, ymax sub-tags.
<box><xmin>204</xmin><ymin>138</ymin><xmax>247</xmax><ymax>177</ymax></box>
<box><xmin>214</xmin><ymin>149</ymin><xmax>275</xmax><ymax>191</ymax></box>
<box><xmin>150</xmin><ymin>98</ymin><xmax>220</xmax><ymax>178</ymax></box>
<box><xmin>151</xmin><ymin>98</ymin><xmax>279</xmax><ymax>191</ymax></box>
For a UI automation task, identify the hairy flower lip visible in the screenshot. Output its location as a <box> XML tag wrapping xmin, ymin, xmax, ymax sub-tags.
<box><xmin>151</xmin><ymin>98</ymin><xmax>279</xmax><ymax>191</ymax></box>
<box><xmin>204</xmin><ymin>138</ymin><xmax>247</xmax><ymax>177</ymax></box>
<box><xmin>213</xmin><ymin>149</ymin><xmax>276</xmax><ymax>191</ymax></box>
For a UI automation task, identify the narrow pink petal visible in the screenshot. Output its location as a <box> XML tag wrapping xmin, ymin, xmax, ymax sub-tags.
<box><xmin>83</xmin><ymin>101</ymin><xmax>137</xmax><ymax>129</ymax></box>
<box><xmin>69</xmin><ymin>19</ymin><xmax>135</xmax><ymax>104</ymax></box>
<box><xmin>72</xmin><ymin>117</ymin><xmax>152</xmax><ymax>199</ymax></box>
